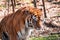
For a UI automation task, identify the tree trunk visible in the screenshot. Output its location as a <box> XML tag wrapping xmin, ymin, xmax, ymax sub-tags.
<box><xmin>11</xmin><ymin>0</ymin><xmax>15</xmax><ymax>13</ymax></box>
<box><xmin>42</xmin><ymin>0</ymin><xmax>47</xmax><ymax>18</ymax></box>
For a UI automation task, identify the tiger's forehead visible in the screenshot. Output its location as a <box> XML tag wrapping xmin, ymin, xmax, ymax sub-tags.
<box><xmin>20</xmin><ymin>6</ymin><xmax>42</xmax><ymax>16</ymax></box>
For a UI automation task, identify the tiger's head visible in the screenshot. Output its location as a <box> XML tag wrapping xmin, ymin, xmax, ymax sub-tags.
<box><xmin>21</xmin><ymin>6</ymin><xmax>42</xmax><ymax>30</ymax></box>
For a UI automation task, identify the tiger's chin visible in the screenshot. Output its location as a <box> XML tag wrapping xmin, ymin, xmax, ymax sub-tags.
<box><xmin>26</xmin><ymin>28</ymin><xmax>35</xmax><ymax>40</ymax></box>
<box><xmin>26</xmin><ymin>28</ymin><xmax>40</xmax><ymax>40</ymax></box>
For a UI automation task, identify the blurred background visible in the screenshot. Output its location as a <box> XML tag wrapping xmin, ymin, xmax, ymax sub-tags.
<box><xmin>0</xmin><ymin>0</ymin><xmax>60</xmax><ymax>40</ymax></box>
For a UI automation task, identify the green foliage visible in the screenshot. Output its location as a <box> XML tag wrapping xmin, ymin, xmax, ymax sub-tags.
<box><xmin>0</xmin><ymin>5</ymin><xmax>6</xmax><ymax>8</ymax></box>
<box><xmin>29</xmin><ymin>34</ymin><xmax>60</xmax><ymax>40</ymax></box>
<box><xmin>57</xmin><ymin>13</ymin><xmax>60</xmax><ymax>16</ymax></box>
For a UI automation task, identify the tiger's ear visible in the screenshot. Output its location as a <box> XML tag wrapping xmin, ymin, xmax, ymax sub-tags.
<box><xmin>23</xmin><ymin>10</ymin><xmax>31</xmax><ymax>15</ymax></box>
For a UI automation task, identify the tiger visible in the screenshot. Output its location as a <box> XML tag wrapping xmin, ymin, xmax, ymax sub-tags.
<box><xmin>0</xmin><ymin>6</ymin><xmax>42</xmax><ymax>40</ymax></box>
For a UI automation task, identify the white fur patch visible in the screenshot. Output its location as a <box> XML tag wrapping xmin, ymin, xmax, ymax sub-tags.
<box><xmin>17</xmin><ymin>31</ymin><xmax>22</xmax><ymax>38</ymax></box>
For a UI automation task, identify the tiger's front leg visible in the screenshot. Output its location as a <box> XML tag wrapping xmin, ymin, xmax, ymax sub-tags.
<box><xmin>17</xmin><ymin>29</ymin><xmax>26</xmax><ymax>40</ymax></box>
